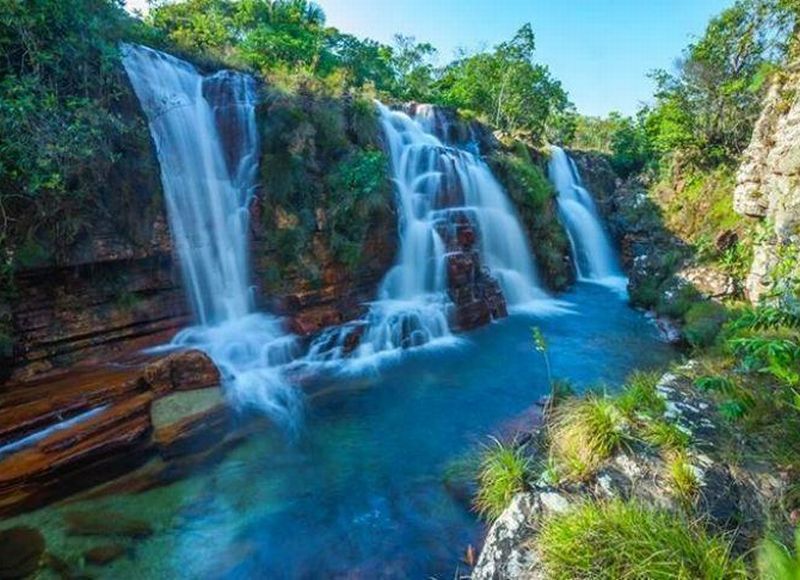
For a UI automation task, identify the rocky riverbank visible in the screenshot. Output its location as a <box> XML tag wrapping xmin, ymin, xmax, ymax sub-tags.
<box><xmin>472</xmin><ymin>365</ymin><xmax>792</xmax><ymax>579</ymax></box>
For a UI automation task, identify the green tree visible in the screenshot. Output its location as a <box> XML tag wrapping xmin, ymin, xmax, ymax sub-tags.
<box><xmin>437</xmin><ymin>24</ymin><xmax>570</xmax><ymax>139</ymax></box>
<box><xmin>647</xmin><ymin>0</ymin><xmax>796</xmax><ymax>166</ymax></box>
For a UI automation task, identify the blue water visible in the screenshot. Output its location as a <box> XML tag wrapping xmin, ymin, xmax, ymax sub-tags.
<box><xmin>6</xmin><ymin>283</ymin><xmax>674</xmax><ymax>579</ymax></box>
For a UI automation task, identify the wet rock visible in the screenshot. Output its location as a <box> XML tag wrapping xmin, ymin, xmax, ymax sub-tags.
<box><xmin>142</xmin><ymin>350</ymin><xmax>220</xmax><ymax>396</ymax></box>
<box><xmin>0</xmin><ymin>526</ymin><xmax>45</xmax><ymax>579</ymax></box>
<box><xmin>150</xmin><ymin>387</ymin><xmax>230</xmax><ymax>458</ymax></box>
<box><xmin>0</xmin><ymin>394</ymin><xmax>153</xmax><ymax>518</ymax></box>
<box><xmin>447</xmin><ymin>252</ymin><xmax>477</xmax><ymax>287</ymax></box>
<box><xmin>453</xmin><ymin>300</ymin><xmax>492</xmax><ymax>331</ymax></box>
<box><xmin>84</xmin><ymin>544</ymin><xmax>127</xmax><ymax>566</ymax></box>
<box><xmin>64</xmin><ymin>511</ymin><xmax>153</xmax><ymax>539</ymax></box>
<box><xmin>341</xmin><ymin>324</ymin><xmax>366</xmax><ymax>355</ymax></box>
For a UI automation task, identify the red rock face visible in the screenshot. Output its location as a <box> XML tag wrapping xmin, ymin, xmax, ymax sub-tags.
<box><xmin>253</xmin><ymin>198</ymin><xmax>398</xmax><ymax>338</ymax></box>
<box><xmin>436</xmin><ymin>210</ymin><xmax>509</xmax><ymax>331</ymax></box>
<box><xmin>8</xmin><ymin>250</ymin><xmax>189</xmax><ymax>384</ymax></box>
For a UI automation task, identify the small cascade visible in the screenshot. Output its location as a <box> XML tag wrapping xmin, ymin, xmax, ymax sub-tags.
<box><xmin>121</xmin><ymin>45</ymin><xmax>300</xmax><ymax>424</ymax></box>
<box><xmin>305</xmin><ymin>103</ymin><xmax>547</xmax><ymax>366</ymax></box>
<box><xmin>548</xmin><ymin>146</ymin><xmax>626</xmax><ymax>290</ymax></box>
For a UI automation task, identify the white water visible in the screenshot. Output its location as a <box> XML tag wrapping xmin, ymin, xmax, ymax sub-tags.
<box><xmin>121</xmin><ymin>45</ymin><xmax>300</xmax><ymax>424</ymax></box>
<box><xmin>548</xmin><ymin>146</ymin><xmax>626</xmax><ymax>292</ymax></box>
<box><xmin>306</xmin><ymin>104</ymin><xmax>550</xmax><ymax>367</ymax></box>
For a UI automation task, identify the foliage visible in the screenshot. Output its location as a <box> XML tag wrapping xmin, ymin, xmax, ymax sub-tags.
<box><xmin>684</xmin><ymin>301</ymin><xmax>729</xmax><ymax>348</ymax></box>
<box><xmin>608</xmin><ymin>111</ymin><xmax>656</xmax><ymax>177</ymax></box>
<box><xmin>0</xmin><ymin>0</ymin><xmax>163</xmax><ymax>280</ymax></box>
<box><xmin>326</xmin><ymin>149</ymin><xmax>390</xmax><ymax>269</ymax></box>
<box><xmin>643</xmin><ymin>421</ymin><xmax>692</xmax><ymax>452</ymax></box>
<box><xmin>490</xmin><ymin>146</ymin><xmax>572</xmax><ymax>289</ymax></box>
<box><xmin>569</xmin><ymin>0</ymin><xmax>796</xmax><ymax>175</ymax></box>
<box><xmin>436</xmin><ymin>24</ymin><xmax>571</xmax><ymax>140</ymax></box>
<box><xmin>258</xmin><ymin>86</ymin><xmax>390</xmax><ymax>278</ymax></box>
<box><xmin>549</xmin><ymin>395</ymin><xmax>629</xmax><ymax>480</ymax></box>
<box><xmin>758</xmin><ymin>527</ymin><xmax>800</xmax><ymax>580</ymax></box>
<box><xmin>538</xmin><ymin>500</ymin><xmax>747</xmax><ymax>579</ymax></box>
<box><xmin>473</xmin><ymin>438</ymin><xmax>532</xmax><ymax>521</ymax></box>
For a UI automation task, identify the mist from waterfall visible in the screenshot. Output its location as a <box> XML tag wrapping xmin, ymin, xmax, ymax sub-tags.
<box><xmin>548</xmin><ymin>146</ymin><xmax>626</xmax><ymax>291</ymax></box>
<box><xmin>121</xmin><ymin>44</ymin><xmax>300</xmax><ymax>424</ymax></box>
<box><xmin>305</xmin><ymin>103</ymin><xmax>549</xmax><ymax>368</ymax></box>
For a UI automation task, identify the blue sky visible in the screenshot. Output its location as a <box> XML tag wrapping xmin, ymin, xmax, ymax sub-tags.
<box><xmin>318</xmin><ymin>0</ymin><xmax>733</xmax><ymax>117</ymax></box>
<box><xmin>125</xmin><ymin>0</ymin><xmax>733</xmax><ymax>117</ymax></box>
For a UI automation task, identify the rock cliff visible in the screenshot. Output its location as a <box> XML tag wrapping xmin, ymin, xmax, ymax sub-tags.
<box><xmin>734</xmin><ymin>60</ymin><xmax>800</xmax><ymax>301</ymax></box>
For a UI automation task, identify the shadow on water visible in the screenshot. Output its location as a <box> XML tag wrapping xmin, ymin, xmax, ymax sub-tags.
<box><xmin>5</xmin><ymin>283</ymin><xmax>674</xmax><ymax>579</ymax></box>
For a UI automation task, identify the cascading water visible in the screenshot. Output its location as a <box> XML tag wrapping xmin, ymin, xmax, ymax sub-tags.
<box><xmin>548</xmin><ymin>146</ymin><xmax>626</xmax><ymax>290</ymax></box>
<box><xmin>121</xmin><ymin>45</ymin><xmax>300</xmax><ymax>424</ymax></box>
<box><xmin>306</xmin><ymin>103</ymin><xmax>548</xmax><ymax>366</ymax></box>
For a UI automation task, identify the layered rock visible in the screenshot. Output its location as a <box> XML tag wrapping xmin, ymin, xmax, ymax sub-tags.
<box><xmin>5</xmin><ymin>212</ymin><xmax>189</xmax><ymax>384</ymax></box>
<box><xmin>437</xmin><ymin>212</ymin><xmax>508</xmax><ymax>331</ymax></box>
<box><xmin>734</xmin><ymin>60</ymin><xmax>800</xmax><ymax>301</ymax></box>
<box><xmin>0</xmin><ymin>350</ymin><xmax>230</xmax><ymax>517</ymax></box>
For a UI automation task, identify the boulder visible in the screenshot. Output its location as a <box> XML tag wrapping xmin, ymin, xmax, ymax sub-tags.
<box><xmin>143</xmin><ymin>350</ymin><xmax>220</xmax><ymax>396</ymax></box>
<box><xmin>0</xmin><ymin>394</ymin><xmax>153</xmax><ymax>518</ymax></box>
<box><xmin>0</xmin><ymin>526</ymin><xmax>45</xmax><ymax>579</ymax></box>
<box><xmin>675</xmin><ymin>265</ymin><xmax>736</xmax><ymax>299</ymax></box>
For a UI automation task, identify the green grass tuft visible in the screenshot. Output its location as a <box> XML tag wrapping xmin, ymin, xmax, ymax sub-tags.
<box><xmin>667</xmin><ymin>451</ymin><xmax>700</xmax><ymax>506</ymax></box>
<box><xmin>643</xmin><ymin>420</ymin><xmax>692</xmax><ymax>452</ymax></box>
<box><xmin>473</xmin><ymin>438</ymin><xmax>532</xmax><ymax>521</ymax></box>
<box><xmin>549</xmin><ymin>395</ymin><xmax>629</xmax><ymax>480</ymax></box>
<box><xmin>617</xmin><ymin>370</ymin><xmax>666</xmax><ymax>418</ymax></box>
<box><xmin>538</xmin><ymin>500</ymin><xmax>747</xmax><ymax>579</ymax></box>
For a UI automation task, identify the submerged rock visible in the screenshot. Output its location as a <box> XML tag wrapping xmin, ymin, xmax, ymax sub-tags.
<box><xmin>84</xmin><ymin>544</ymin><xmax>127</xmax><ymax>566</ymax></box>
<box><xmin>0</xmin><ymin>526</ymin><xmax>45</xmax><ymax>579</ymax></box>
<box><xmin>64</xmin><ymin>511</ymin><xmax>153</xmax><ymax>539</ymax></box>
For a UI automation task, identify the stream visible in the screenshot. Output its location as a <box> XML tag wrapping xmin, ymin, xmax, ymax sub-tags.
<box><xmin>5</xmin><ymin>282</ymin><xmax>673</xmax><ymax>579</ymax></box>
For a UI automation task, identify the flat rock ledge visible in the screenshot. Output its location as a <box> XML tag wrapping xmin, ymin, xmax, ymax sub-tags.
<box><xmin>0</xmin><ymin>350</ymin><xmax>233</xmax><ymax>517</ymax></box>
<box><xmin>472</xmin><ymin>366</ymin><xmax>787</xmax><ymax>580</ymax></box>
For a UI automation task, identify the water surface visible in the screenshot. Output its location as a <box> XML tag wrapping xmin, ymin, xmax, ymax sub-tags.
<box><xmin>6</xmin><ymin>283</ymin><xmax>674</xmax><ymax>579</ymax></box>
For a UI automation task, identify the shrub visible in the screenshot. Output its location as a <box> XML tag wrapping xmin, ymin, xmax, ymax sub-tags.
<box><xmin>490</xmin><ymin>147</ymin><xmax>572</xmax><ymax>289</ymax></box>
<box><xmin>729</xmin><ymin>306</ymin><xmax>800</xmax><ymax>333</ymax></box>
<box><xmin>683</xmin><ymin>301</ymin><xmax>728</xmax><ymax>348</ymax></box>
<box><xmin>473</xmin><ymin>438</ymin><xmax>532</xmax><ymax>521</ymax></box>
<box><xmin>326</xmin><ymin>148</ymin><xmax>390</xmax><ymax>270</ymax></box>
<box><xmin>656</xmin><ymin>282</ymin><xmax>702</xmax><ymax>319</ymax></box>
<box><xmin>549</xmin><ymin>396</ymin><xmax>628</xmax><ymax>480</ymax></box>
<box><xmin>538</xmin><ymin>500</ymin><xmax>747</xmax><ymax>579</ymax></box>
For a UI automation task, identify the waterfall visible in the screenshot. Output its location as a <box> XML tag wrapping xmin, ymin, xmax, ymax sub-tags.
<box><xmin>548</xmin><ymin>146</ymin><xmax>626</xmax><ymax>290</ymax></box>
<box><xmin>121</xmin><ymin>45</ymin><xmax>300</xmax><ymax>424</ymax></box>
<box><xmin>306</xmin><ymin>103</ymin><xmax>547</xmax><ymax>367</ymax></box>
